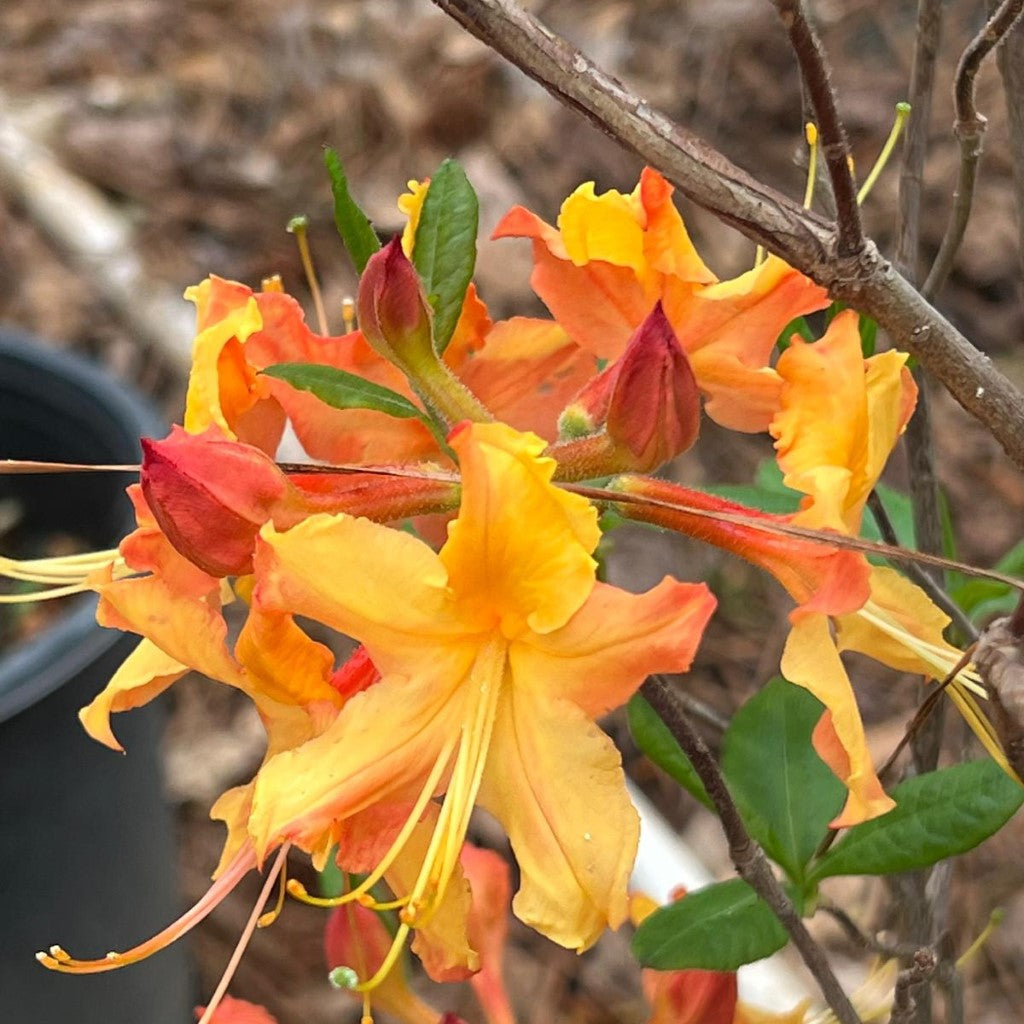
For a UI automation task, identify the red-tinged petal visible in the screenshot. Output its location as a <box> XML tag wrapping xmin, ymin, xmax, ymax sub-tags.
<box><xmin>645</xmin><ymin>967</ymin><xmax>738</xmax><ymax>1024</ymax></box>
<box><xmin>478</xmin><ymin>691</ymin><xmax>639</xmax><ymax>951</ymax></box>
<box><xmin>612</xmin><ymin>475</ymin><xmax>871</xmax><ymax>619</ymax></box>
<box><xmin>94</xmin><ymin>574</ymin><xmax>247</xmax><ymax>691</ymax></box>
<box><xmin>329</xmin><ymin>645</ymin><xmax>381</xmax><ymax>699</ymax></box>
<box><xmin>255</xmin><ymin>514</ymin><xmax>468</xmax><ymax>675</ymax></box>
<box><xmin>781</xmin><ymin>615</ymin><xmax>894</xmax><ymax>826</ymax></box>
<box><xmin>511</xmin><ymin>578</ymin><xmax>715</xmax><ymax>718</ymax></box>
<box><xmin>443</xmin><ymin>282</ymin><xmax>493</xmax><ymax>367</ymax></box>
<box><xmin>457</xmin><ymin>317</ymin><xmax>596</xmax><ymax>441</ymax></box>
<box><xmin>462</xmin><ymin>845</ymin><xmax>517</xmax><ymax>1024</ymax></box>
<box><xmin>195</xmin><ymin>995</ymin><xmax>279</xmax><ymax>1024</ymax></box>
<box><xmin>443</xmin><ymin>423</ymin><xmax>600</xmax><ymax>636</ymax></box>
<box><xmin>324</xmin><ymin>904</ymin><xmax>439</xmax><ymax>1024</ymax></box>
<box><xmin>79</xmin><ymin>638</ymin><xmax>187</xmax><ymax>751</ymax></box>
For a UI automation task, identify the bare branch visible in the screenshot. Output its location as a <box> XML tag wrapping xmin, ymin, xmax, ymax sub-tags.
<box><xmin>889</xmin><ymin>949</ymin><xmax>937</xmax><ymax>1024</ymax></box>
<box><xmin>996</xmin><ymin>5</ymin><xmax>1024</xmax><ymax>273</ymax></box>
<box><xmin>770</xmin><ymin>0</ymin><xmax>862</xmax><ymax>255</ymax></box>
<box><xmin>430</xmin><ymin>0</ymin><xmax>1024</xmax><ymax>472</ymax></box>
<box><xmin>640</xmin><ymin>676</ymin><xmax>862</xmax><ymax>1024</ymax></box>
<box><xmin>923</xmin><ymin>0</ymin><xmax>1024</xmax><ymax>299</ymax></box>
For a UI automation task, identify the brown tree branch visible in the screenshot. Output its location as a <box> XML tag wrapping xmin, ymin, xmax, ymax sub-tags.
<box><xmin>923</xmin><ymin>0</ymin><xmax>1024</xmax><ymax>299</ymax></box>
<box><xmin>996</xmin><ymin>5</ymin><xmax>1024</xmax><ymax>274</ymax></box>
<box><xmin>770</xmin><ymin>0</ymin><xmax>863</xmax><ymax>255</ymax></box>
<box><xmin>640</xmin><ymin>676</ymin><xmax>862</xmax><ymax>1024</ymax></box>
<box><xmin>889</xmin><ymin>950</ymin><xmax>938</xmax><ymax>1024</ymax></box>
<box><xmin>430</xmin><ymin>0</ymin><xmax>1024</xmax><ymax>473</ymax></box>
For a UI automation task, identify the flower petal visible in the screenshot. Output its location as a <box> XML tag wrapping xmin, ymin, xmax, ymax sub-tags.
<box><xmin>443</xmin><ymin>423</ymin><xmax>600</xmax><ymax>635</ymax></box>
<box><xmin>478</xmin><ymin>690</ymin><xmax>639</xmax><ymax>950</ymax></box>
<box><xmin>511</xmin><ymin>578</ymin><xmax>715</xmax><ymax>717</ymax></box>
<box><xmin>781</xmin><ymin>615</ymin><xmax>894</xmax><ymax>826</ymax></box>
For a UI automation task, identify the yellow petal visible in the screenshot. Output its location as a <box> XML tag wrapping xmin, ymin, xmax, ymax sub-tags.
<box><xmin>443</xmin><ymin>422</ymin><xmax>600</xmax><ymax>636</ymax></box>
<box><xmin>247</xmin><ymin>669</ymin><xmax>472</xmax><ymax>858</ymax></box>
<box><xmin>79</xmin><ymin>638</ymin><xmax>186</xmax><ymax>751</ymax></box>
<box><xmin>559</xmin><ymin>181</ymin><xmax>649</xmax><ymax>274</ymax></box>
<box><xmin>478</xmin><ymin>690</ymin><xmax>639</xmax><ymax>950</ymax></box>
<box><xmin>781</xmin><ymin>614</ymin><xmax>894</xmax><ymax>826</ymax></box>
<box><xmin>511</xmin><ymin>577</ymin><xmax>715</xmax><ymax>717</ymax></box>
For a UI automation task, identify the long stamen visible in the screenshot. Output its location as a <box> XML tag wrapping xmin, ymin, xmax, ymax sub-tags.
<box><xmin>287</xmin><ymin>733</ymin><xmax>458</xmax><ymax>911</ymax></box>
<box><xmin>38</xmin><ymin>845</ymin><xmax>256</xmax><ymax>974</ymax></box>
<box><xmin>197</xmin><ymin>844</ymin><xmax>291</xmax><ymax>1024</ymax></box>
<box><xmin>803</xmin><ymin>122</ymin><xmax>819</xmax><ymax>210</ymax></box>
<box><xmin>0</xmin><ymin>549</ymin><xmax>128</xmax><ymax>600</ymax></box>
<box><xmin>857</xmin><ymin>101</ymin><xmax>911</xmax><ymax>205</ymax></box>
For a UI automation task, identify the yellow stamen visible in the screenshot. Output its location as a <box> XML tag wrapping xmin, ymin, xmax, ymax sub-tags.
<box><xmin>803</xmin><ymin>121</ymin><xmax>819</xmax><ymax>210</ymax></box>
<box><xmin>287</xmin><ymin>215</ymin><xmax>329</xmax><ymax>336</ymax></box>
<box><xmin>261</xmin><ymin>274</ymin><xmax>284</xmax><ymax>293</ymax></box>
<box><xmin>342</xmin><ymin>297</ymin><xmax>356</xmax><ymax>334</ymax></box>
<box><xmin>857</xmin><ymin>102</ymin><xmax>911</xmax><ymax>205</ymax></box>
<box><xmin>257</xmin><ymin>854</ymin><xmax>291</xmax><ymax>928</ymax></box>
<box><xmin>957</xmin><ymin>907</ymin><xmax>1005</xmax><ymax>969</ymax></box>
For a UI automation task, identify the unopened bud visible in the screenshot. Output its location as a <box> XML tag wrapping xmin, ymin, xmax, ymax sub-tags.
<box><xmin>141</xmin><ymin>427</ymin><xmax>289</xmax><ymax>577</ymax></box>
<box><xmin>356</xmin><ymin>237</ymin><xmax>435</xmax><ymax>373</ymax></box>
<box><xmin>563</xmin><ymin>303</ymin><xmax>699</xmax><ymax>472</ymax></box>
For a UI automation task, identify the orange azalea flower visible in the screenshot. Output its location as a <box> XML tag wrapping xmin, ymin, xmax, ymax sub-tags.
<box><xmin>196</xmin><ymin>996</ymin><xmax>279</xmax><ymax>1024</ymax></box>
<box><xmin>245</xmin><ymin>422</ymin><xmax>715</xmax><ymax>967</ymax></box>
<box><xmin>493</xmin><ymin>167</ymin><xmax>829</xmax><ymax>432</ymax></box>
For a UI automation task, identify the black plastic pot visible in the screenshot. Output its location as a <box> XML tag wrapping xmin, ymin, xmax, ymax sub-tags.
<box><xmin>0</xmin><ymin>332</ymin><xmax>191</xmax><ymax>1024</ymax></box>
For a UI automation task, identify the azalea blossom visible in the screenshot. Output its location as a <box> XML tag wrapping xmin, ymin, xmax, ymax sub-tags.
<box><xmin>493</xmin><ymin>167</ymin><xmax>830</xmax><ymax>431</ymax></box>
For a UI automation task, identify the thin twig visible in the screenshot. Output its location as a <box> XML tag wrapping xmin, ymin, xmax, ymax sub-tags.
<box><xmin>639</xmin><ymin>676</ymin><xmax>862</xmax><ymax>1024</ymax></box>
<box><xmin>889</xmin><ymin>949</ymin><xmax>937</xmax><ymax>1024</ymax></box>
<box><xmin>429</xmin><ymin>0</ymin><xmax>1024</xmax><ymax>472</ymax></box>
<box><xmin>923</xmin><ymin>0</ymin><xmax>1024</xmax><ymax>299</ymax></box>
<box><xmin>770</xmin><ymin>0</ymin><xmax>862</xmax><ymax>255</ymax></box>
<box><xmin>820</xmin><ymin>900</ymin><xmax>919</xmax><ymax>959</ymax></box>
<box><xmin>865</xmin><ymin>490</ymin><xmax>977</xmax><ymax>642</ymax></box>
<box><xmin>995</xmin><ymin>2</ymin><xmax>1024</xmax><ymax>275</ymax></box>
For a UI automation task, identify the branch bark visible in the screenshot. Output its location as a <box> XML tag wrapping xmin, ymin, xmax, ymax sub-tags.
<box><xmin>640</xmin><ymin>676</ymin><xmax>862</xmax><ymax>1024</ymax></box>
<box><xmin>430</xmin><ymin>0</ymin><xmax>1024</xmax><ymax>472</ymax></box>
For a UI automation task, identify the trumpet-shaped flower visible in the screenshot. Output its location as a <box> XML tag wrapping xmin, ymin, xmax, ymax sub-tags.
<box><xmin>493</xmin><ymin>167</ymin><xmax>829</xmax><ymax>432</ymax></box>
<box><xmin>247</xmin><ymin>421</ymin><xmax>716</xmax><ymax>960</ymax></box>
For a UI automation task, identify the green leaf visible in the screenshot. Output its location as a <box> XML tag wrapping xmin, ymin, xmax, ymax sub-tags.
<box><xmin>632</xmin><ymin>878</ymin><xmax>788</xmax><ymax>971</ymax></box>
<box><xmin>858</xmin><ymin>314</ymin><xmax>878</xmax><ymax>356</ymax></box>
<box><xmin>627</xmin><ymin>694</ymin><xmax>713</xmax><ymax>810</ymax></box>
<box><xmin>262</xmin><ymin>363</ymin><xmax>423</xmax><ymax>420</ymax></box>
<box><xmin>863</xmin><ymin>483</ymin><xmax>915</xmax><ymax>547</ymax></box>
<box><xmin>704</xmin><ymin>458</ymin><xmax>803</xmax><ymax>515</ymax></box>
<box><xmin>324</xmin><ymin>147</ymin><xmax>380</xmax><ymax>274</ymax></box>
<box><xmin>412</xmin><ymin>159</ymin><xmax>479</xmax><ymax>353</ymax></box>
<box><xmin>776</xmin><ymin>315</ymin><xmax>815</xmax><ymax>351</ymax></box>
<box><xmin>809</xmin><ymin>759</ymin><xmax>1024</xmax><ymax>882</ymax></box>
<box><xmin>721</xmin><ymin>678</ymin><xmax>845</xmax><ymax>882</ymax></box>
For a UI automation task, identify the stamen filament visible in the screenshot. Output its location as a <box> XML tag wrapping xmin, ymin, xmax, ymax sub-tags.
<box><xmin>37</xmin><ymin>845</ymin><xmax>256</xmax><ymax>974</ymax></box>
<box><xmin>803</xmin><ymin>122</ymin><xmax>819</xmax><ymax>210</ymax></box>
<box><xmin>287</xmin><ymin>215</ymin><xmax>329</xmax><ymax>336</ymax></box>
<box><xmin>857</xmin><ymin>101</ymin><xmax>911</xmax><ymax>205</ymax></box>
<box><xmin>197</xmin><ymin>844</ymin><xmax>290</xmax><ymax>1024</ymax></box>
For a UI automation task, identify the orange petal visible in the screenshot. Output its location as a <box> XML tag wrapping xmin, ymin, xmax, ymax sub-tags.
<box><xmin>443</xmin><ymin>422</ymin><xmax>600</xmax><ymax>635</ymax></box>
<box><xmin>79</xmin><ymin>638</ymin><xmax>187</xmax><ymax>751</ymax></box>
<box><xmin>478</xmin><ymin>690</ymin><xmax>639</xmax><ymax>951</ymax></box>
<box><xmin>511</xmin><ymin>578</ymin><xmax>715</xmax><ymax>717</ymax></box>
<box><xmin>781</xmin><ymin>615</ymin><xmax>894</xmax><ymax>826</ymax></box>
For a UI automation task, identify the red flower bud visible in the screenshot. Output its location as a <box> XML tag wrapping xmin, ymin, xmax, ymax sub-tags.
<box><xmin>141</xmin><ymin>427</ymin><xmax>289</xmax><ymax>577</ymax></box>
<box><xmin>570</xmin><ymin>302</ymin><xmax>699</xmax><ymax>470</ymax></box>
<box><xmin>357</xmin><ymin>237</ymin><xmax>435</xmax><ymax>372</ymax></box>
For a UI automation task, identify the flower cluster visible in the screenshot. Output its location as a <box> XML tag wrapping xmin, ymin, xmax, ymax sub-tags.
<box><xmin>15</xmin><ymin>167</ymin><xmax>993</xmax><ymax>1023</ymax></box>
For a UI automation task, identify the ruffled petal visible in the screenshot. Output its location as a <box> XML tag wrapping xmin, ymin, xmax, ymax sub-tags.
<box><xmin>478</xmin><ymin>690</ymin><xmax>638</xmax><ymax>950</ymax></box>
<box><xmin>443</xmin><ymin>422</ymin><xmax>600</xmax><ymax>635</ymax></box>
<box><xmin>79</xmin><ymin>638</ymin><xmax>187</xmax><ymax>751</ymax></box>
<box><xmin>781</xmin><ymin>615</ymin><xmax>894</xmax><ymax>826</ymax></box>
<box><xmin>511</xmin><ymin>577</ymin><xmax>715</xmax><ymax>717</ymax></box>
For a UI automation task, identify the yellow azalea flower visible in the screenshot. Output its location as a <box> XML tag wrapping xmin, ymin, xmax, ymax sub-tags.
<box><xmin>494</xmin><ymin>167</ymin><xmax>829</xmax><ymax>432</ymax></box>
<box><xmin>769</xmin><ymin>311</ymin><xmax>1000</xmax><ymax>825</ymax></box>
<box><xmin>247</xmin><ymin>421</ymin><xmax>716</xmax><ymax>962</ymax></box>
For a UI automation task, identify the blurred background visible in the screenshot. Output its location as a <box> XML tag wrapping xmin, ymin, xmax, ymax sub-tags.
<box><xmin>1</xmin><ymin>1</ymin><xmax>1023</xmax><ymax>1021</ymax></box>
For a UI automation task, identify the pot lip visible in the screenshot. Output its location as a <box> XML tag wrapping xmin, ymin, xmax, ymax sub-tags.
<box><xmin>0</xmin><ymin>330</ymin><xmax>164</xmax><ymax>723</ymax></box>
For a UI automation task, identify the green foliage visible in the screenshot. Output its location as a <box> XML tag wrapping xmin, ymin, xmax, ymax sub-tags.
<box><xmin>262</xmin><ymin>363</ymin><xmax>424</xmax><ymax>420</ymax></box>
<box><xmin>809</xmin><ymin>759</ymin><xmax>1024</xmax><ymax>882</ymax></box>
<box><xmin>722</xmin><ymin>678</ymin><xmax>844</xmax><ymax>883</ymax></box>
<box><xmin>323</xmin><ymin>148</ymin><xmax>380</xmax><ymax>275</ymax></box>
<box><xmin>412</xmin><ymin>159</ymin><xmax>479</xmax><ymax>353</ymax></box>
<box><xmin>632</xmin><ymin>878</ymin><xmax>787</xmax><ymax>971</ymax></box>
<box><xmin>627</xmin><ymin>695</ymin><xmax>713</xmax><ymax>810</ymax></box>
